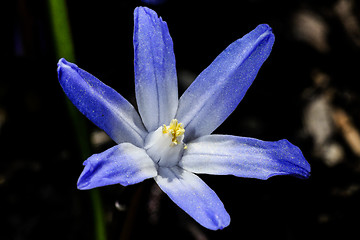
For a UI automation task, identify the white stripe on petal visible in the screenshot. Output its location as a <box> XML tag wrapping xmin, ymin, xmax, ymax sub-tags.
<box><xmin>134</xmin><ymin>7</ymin><xmax>178</xmax><ymax>131</ymax></box>
<box><xmin>180</xmin><ymin>135</ymin><xmax>310</xmax><ymax>180</ymax></box>
<box><xmin>77</xmin><ymin>143</ymin><xmax>158</xmax><ymax>189</ymax></box>
<box><xmin>176</xmin><ymin>24</ymin><xmax>275</xmax><ymax>142</ymax></box>
<box><xmin>154</xmin><ymin>166</ymin><xmax>230</xmax><ymax>230</ymax></box>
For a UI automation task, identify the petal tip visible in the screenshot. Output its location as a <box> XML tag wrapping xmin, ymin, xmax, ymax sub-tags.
<box><xmin>276</xmin><ymin>139</ymin><xmax>311</xmax><ymax>179</ymax></box>
<box><xmin>76</xmin><ymin>161</ymin><xmax>93</xmax><ymax>190</ymax></box>
<box><xmin>258</xmin><ymin>23</ymin><xmax>271</xmax><ymax>30</ymax></box>
<box><xmin>134</xmin><ymin>6</ymin><xmax>157</xmax><ymax>18</ymax></box>
<box><xmin>57</xmin><ymin>58</ymin><xmax>73</xmax><ymax>80</ymax></box>
<box><xmin>77</xmin><ymin>175</ymin><xmax>90</xmax><ymax>190</ymax></box>
<box><xmin>57</xmin><ymin>58</ymin><xmax>70</xmax><ymax>71</ymax></box>
<box><xmin>255</xmin><ymin>24</ymin><xmax>275</xmax><ymax>45</ymax></box>
<box><xmin>215</xmin><ymin>213</ymin><xmax>231</xmax><ymax>230</ymax></box>
<box><xmin>134</xmin><ymin>6</ymin><xmax>165</xmax><ymax>27</ymax></box>
<box><xmin>57</xmin><ymin>57</ymin><xmax>67</xmax><ymax>64</ymax></box>
<box><xmin>202</xmin><ymin>210</ymin><xmax>230</xmax><ymax>230</ymax></box>
<box><xmin>76</xmin><ymin>181</ymin><xmax>87</xmax><ymax>190</ymax></box>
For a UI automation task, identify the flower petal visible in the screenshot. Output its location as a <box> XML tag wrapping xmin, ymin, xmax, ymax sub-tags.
<box><xmin>77</xmin><ymin>143</ymin><xmax>158</xmax><ymax>190</ymax></box>
<box><xmin>133</xmin><ymin>7</ymin><xmax>178</xmax><ymax>131</ymax></box>
<box><xmin>180</xmin><ymin>135</ymin><xmax>310</xmax><ymax>180</ymax></box>
<box><xmin>176</xmin><ymin>24</ymin><xmax>275</xmax><ymax>142</ymax></box>
<box><xmin>155</xmin><ymin>166</ymin><xmax>230</xmax><ymax>230</ymax></box>
<box><xmin>57</xmin><ymin>58</ymin><xmax>147</xmax><ymax>147</ymax></box>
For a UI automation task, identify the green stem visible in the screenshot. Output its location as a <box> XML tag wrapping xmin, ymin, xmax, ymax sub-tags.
<box><xmin>47</xmin><ymin>1</ymin><xmax>107</xmax><ymax>240</ymax></box>
<box><xmin>47</xmin><ymin>0</ymin><xmax>75</xmax><ymax>62</ymax></box>
<box><xmin>90</xmin><ymin>189</ymin><xmax>107</xmax><ymax>240</ymax></box>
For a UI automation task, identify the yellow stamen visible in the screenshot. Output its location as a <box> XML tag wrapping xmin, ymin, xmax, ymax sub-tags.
<box><xmin>162</xmin><ymin>119</ymin><xmax>186</xmax><ymax>147</ymax></box>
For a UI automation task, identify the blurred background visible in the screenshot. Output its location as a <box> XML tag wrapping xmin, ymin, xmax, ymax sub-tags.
<box><xmin>1</xmin><ymin>0</ymin><xmax>360</xmax><ymax>239</ymax></box>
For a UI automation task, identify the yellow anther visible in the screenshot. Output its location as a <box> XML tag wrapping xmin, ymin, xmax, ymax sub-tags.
<box><xmin>162</xmin><ymin>119</ymin><xmax>186</xmax><ymax>147</ymax></box>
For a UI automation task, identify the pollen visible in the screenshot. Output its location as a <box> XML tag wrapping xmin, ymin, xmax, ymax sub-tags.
<box><xmin>162</xmin><ymin>119</ymin><xmax>186</xmax><ymax>146</ymax></box>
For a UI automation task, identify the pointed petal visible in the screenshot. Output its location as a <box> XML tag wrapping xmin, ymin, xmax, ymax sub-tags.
<box><xmin>134</xmin><ymin>7</ymin><xmax>178</xmax><ymax>131</ymax></box>
<box><xmin>155</xmin><ymin>167</ymin><xmax>230</xmax><ymax>230</ymax></box>
<box><xmin>176</xmin><ymin>24</ymin><xmax>275</xmax><ymax>142</ymax></box>
<box><xmin>180</xmin><ymin>135</ymin><xmax>310</xmax><ymax>180</ymax></box>
<box><xmin>57</xmin><ymin>58</ymin><xmax>147</xmax><ymax>147</ymax></box>
<box><xmin>77</xmin><ymin>143</ymin><xmax>158</xmax><ymax>190</ymax></box>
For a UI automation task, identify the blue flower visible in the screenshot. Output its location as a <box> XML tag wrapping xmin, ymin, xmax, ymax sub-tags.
<box><xmin>57</xmin><ymin>7</ymin><xmax>310</xmax><ymax>230</ymax></box>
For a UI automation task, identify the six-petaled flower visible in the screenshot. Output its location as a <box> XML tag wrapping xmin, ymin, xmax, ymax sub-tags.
<box><xmin>57</xmin><ymin>7</ymin><xmax>310</xmax><ymax>230</ymax></box>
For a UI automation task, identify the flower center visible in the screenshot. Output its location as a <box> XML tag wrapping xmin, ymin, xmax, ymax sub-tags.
<box><xmin>162</xmin><ymin>119</ymin><xmax>186</xmax><ymax>147</ymax></box>
<box><xmin>144</xmin><ymin>119</ymin><xmax>186</xmax><ymax>167</ymax></box>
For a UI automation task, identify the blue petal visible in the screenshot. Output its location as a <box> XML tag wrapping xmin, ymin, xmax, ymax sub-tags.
<box><xmin>155</xmin><ymin>167</ymin><xmax>230</xmax><ymax>230</ymax></box>
<box><xmin>175</xmin><ymin>24</ymin><xmax>275</xmax><ymax>142</ymax></box>
<box><xmin>57</xmin><ymin>58</ymin><xmax>147</xmax><ymax>147</ymax></box>
<box><xmin>134</xmin><ymin>7</ymin><xmax>178</xmax><ymax>131</ymax></box>
<box><xmin>77</xmin><ymin>143</ymin><xmax>158</xmax><ymax>190</ymax></box>
<box><xmin>180</xmin><ymin>135</ymin><xmax>310</xmax><ymax>180</ymax></box>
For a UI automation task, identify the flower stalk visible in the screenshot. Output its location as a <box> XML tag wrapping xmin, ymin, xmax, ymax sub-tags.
<box><xmin>48</xmin><ymin>1</ymin><xmax>107</xmax><ymax>240</ymax></box>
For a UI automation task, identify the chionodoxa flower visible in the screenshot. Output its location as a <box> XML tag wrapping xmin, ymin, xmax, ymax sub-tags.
<box><xmin>57</xmin><ymin>7</ymin><xmax>310</xmax><ymax>230</ymax></box>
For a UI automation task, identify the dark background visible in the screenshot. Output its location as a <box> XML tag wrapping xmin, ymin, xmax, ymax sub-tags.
<box><xmin>2</xmin><ymin>0</ymin><xmax>360</xmax><ymax>239</ymax></box>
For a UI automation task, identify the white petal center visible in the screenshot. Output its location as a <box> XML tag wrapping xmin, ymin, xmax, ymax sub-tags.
<box><xmin>144</xmin><ymin>119</ymin><xmax>186</xmax><ymax>167</ymax></box>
